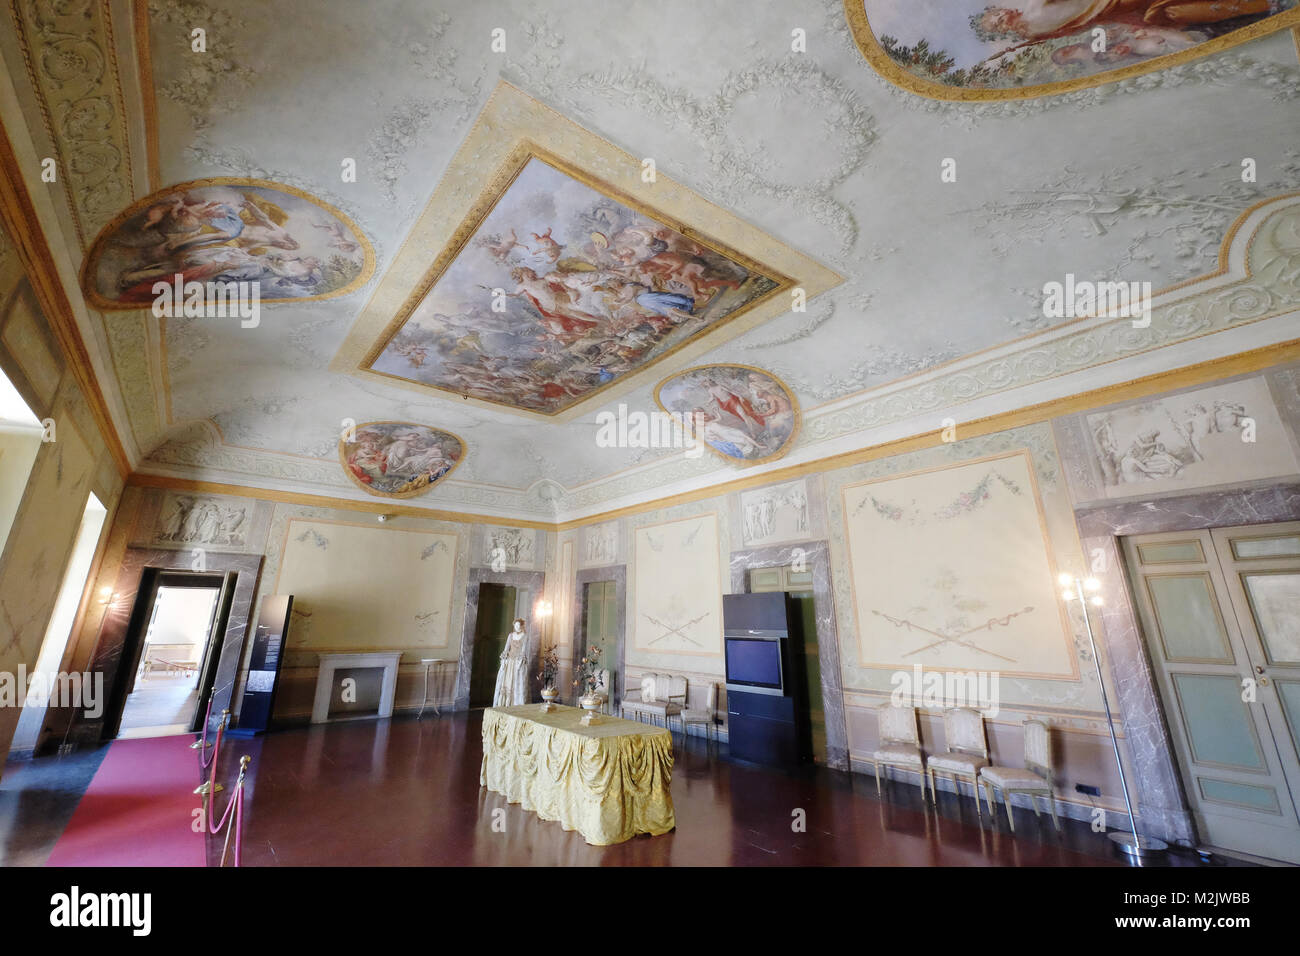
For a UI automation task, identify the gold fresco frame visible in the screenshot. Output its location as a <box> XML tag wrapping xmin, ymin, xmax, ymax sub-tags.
<box><xmin>358</xmin><ymin>143</ymin><xmax>792</xmax><ymax>417</ymax></box>
<box><xmin>331</xmin><ymin>81</ymin><xmax>840</xmax><ymax>424</ymax></box>
<box><xmin>337</xmin><ymin>420</ymin><xmax>467</xmax><ymax>500</ymax></box>
<box><xmin>652</xmin><ymin>362</ymin><xmax>802</xmax><ymax>467</ymax></box>
<box><xmin>844</xmin><ymin>0</ymin><xmax>1300</xmax><ymax>102</ymax></box>
<box><xmin>80</xmin><ymin>178</ymin><xmax>377</xmax><ymax>311</ymax></box>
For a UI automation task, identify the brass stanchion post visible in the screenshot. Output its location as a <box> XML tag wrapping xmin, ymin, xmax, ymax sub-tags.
<box><xmin>220</xmin><ymin>755</ymin><xmax>251</xmax><ymax>868</ymax></box>
<box><xmin>194</xmin><ymin>709</ymin><xmax>229</xmax><ymax>796</ymax></box>
<box><xmin>190</xmin><ymin>690</ymin><xmax>214</xmax><ymax>749</ymax></box>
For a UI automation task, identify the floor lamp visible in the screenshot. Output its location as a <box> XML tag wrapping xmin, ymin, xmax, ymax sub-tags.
<box><xmin>534</xmin><ymin>598</ymin><xmax>553</xmax><ymax>700</ymax></box>
<box><xmin>1060</xmin><ymin>573</ymin><xmax>1168</xmax><ymax>863</ymax></box>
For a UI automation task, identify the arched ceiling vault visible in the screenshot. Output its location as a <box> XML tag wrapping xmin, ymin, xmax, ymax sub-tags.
<box><xmin>1</xmin><ymin>0</ymin><xmax>1298</xmax><ymax>523</ymax></box>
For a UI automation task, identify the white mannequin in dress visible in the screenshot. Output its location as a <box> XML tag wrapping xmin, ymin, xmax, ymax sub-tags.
<box><xmin>492</xmin><ymin>618</ymin><xmax>530</xmax><ymax>706</ymax></box>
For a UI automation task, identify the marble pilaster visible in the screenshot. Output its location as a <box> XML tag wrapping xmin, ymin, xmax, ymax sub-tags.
<box><xmin>454</xmin><ymin>567</ymin><xmax>547</xmax><ymax>711</ymax></box>
<box><xmin>729</xmin><ymin>539</ymin><xmax>849</xmax><ymax>770</ymax></box>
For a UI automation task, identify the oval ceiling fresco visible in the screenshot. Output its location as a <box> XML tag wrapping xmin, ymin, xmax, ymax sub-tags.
<box><xmin>82</xmin><ymin>178</ymin><xmax>374</xmax><ymax>310</ymax></box>
<box><xmin>845</xmin><ymin>0</ymin><xmax>1300</xmax><ymax>100</ymax></box>
<box><xmin>655</xmin><ymin>364</ymin><xmax>800</xmax><ymax>466</ymax></box>
<box><xmin>339</xmin><ymin>422</ymin><xmax>465</xmax><ymax>499</ymax></box>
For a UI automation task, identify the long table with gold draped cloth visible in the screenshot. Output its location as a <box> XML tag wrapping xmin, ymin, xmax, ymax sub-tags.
<box><xmin>480</xmin><ymin>705</ymin><xmax>675</xmax><ymax>845</ymax></box>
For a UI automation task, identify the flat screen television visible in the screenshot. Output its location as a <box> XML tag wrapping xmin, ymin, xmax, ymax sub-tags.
<box><xmin>725</xmin><ymin>636</ymin><xmax>785</xmax><ymax>696</ymax></box>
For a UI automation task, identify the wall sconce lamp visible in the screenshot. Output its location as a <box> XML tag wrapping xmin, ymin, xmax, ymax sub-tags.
<box><xmin>1059</xmin><ymin>573</ymin><xmax>1166</xmax><ymax>862</ymax></box>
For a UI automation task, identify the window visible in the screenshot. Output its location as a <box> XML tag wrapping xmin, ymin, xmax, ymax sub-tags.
<box><xmin>9</xmin><ymin>494</ymin><xmax>108</xmax><ymax>754</ymax></box>
<box><xmin>0</xmin><ymin>369</ymin><xmax>42</xmax><ymax>556</ymax></box>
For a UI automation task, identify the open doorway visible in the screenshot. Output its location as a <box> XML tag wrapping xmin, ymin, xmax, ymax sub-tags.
<box><xmin>109</xmin><ymin>571</ymin><xmax>232</xmax><ymax>740</ymax></box>
<box><xmin>469</xmin><ymin>583</ymin><xmax>517</xmax><ymax>707</ymax></box>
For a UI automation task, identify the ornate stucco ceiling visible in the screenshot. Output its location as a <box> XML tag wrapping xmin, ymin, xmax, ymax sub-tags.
<box><xmin>2</xmin><ymin>0</ymin><xmax>1299</xmax><ymax>522</ymax></box>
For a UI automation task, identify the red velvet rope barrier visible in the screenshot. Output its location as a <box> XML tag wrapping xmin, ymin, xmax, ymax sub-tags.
<box><xmin>218</xmin><ymin>760</ymin><xmax>248</xmax><ymax>868</ymax></box>
<box><xmin>197</xmin><ymin>710</ymin><xmax>250</xmax><ymax>867</ymax></box>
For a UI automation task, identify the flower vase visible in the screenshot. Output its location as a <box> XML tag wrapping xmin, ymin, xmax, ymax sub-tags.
<box><xmin>540</xmin><ymin>686</ymin><xmax>559</xmax><ymax>712</ymax></box>
<box><xmin>579</xmin><ymin>693</ymin><xmax>601</xmax><ymax>725</ymax></box>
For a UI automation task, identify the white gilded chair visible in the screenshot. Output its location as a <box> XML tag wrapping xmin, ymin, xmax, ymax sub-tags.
<box><xmin>868</xmin><ymin>704</ymin><xmax>929</xmax><ymax>801</ymax></box>
<box><xmin>620</xmin><ymin>673</ymin><xmax>687</xmax><ymax>733</ymax></box>
<box><xmin>927</xmin><ymin>708</ymin><xmax>990</xmax><ymax>816</ymax></box>
<box><xmin>978</xmin><ymin>719</ymin><xmax>1061</xmax><ymax>832</ymax></box>
<box><xmin>679</xmin><ymin>682</ymin><xmax>718</xmax><ymax>751</ymax></box>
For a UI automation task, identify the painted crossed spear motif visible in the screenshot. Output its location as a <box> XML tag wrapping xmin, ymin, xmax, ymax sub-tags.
<box><xmin>643</xmin><ymin>612</ymin><xmax>710</xmax><ymax>648</ymax></box>
<box><xmin>872</xmin><ymin>607</ymin><xmax>1034</xmax><ymax>663</ymax></box>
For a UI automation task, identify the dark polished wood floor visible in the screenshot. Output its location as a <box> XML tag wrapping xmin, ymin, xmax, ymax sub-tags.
<box><xmin>2</xmin><ymin>710</ymin><xmax>1246</xmax><ymax>867</ymax></box>
<box><xmin>206</xmin><ymin>710</ymin><xmax>1134</xmax><ymax>867</ymax></box>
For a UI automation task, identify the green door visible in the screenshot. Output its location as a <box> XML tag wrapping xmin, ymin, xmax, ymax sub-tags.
<box><xmin>749</xmin><ymin>565</ymin><xmax>825</xmax><ymax>763</ymax></box>
<box><xmin>470</xmin><ymin>583</ymin><xmax>517</xmax><ymax>706</ymax></box>
<box><xmin>581</xmin><ymin>581</ymin><xmax>618</xmax><ymax>699</ymax></box>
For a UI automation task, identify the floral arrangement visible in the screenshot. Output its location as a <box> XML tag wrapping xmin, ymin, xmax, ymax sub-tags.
<box><xmin>538</xmin><ymin>643</ymin><xmax>560</xmax><ymax>690</ymax></box>
<box><xmin>573</xmin><ymin>645</ymin><xmax>606</xmax><ymax>699</ymax></box>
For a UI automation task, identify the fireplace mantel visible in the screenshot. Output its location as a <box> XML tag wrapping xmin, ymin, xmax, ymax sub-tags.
<box><xmin>311</xmin><ymin>651</ymin><xmax>403</xmax><ymax>724</ymax></box>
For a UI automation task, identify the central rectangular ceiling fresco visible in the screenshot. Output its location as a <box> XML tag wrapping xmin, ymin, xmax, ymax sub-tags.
<box><xmin>364</xmin><ymin>153</ymin><xmax>782</xmax><ymax>415</ymax></box>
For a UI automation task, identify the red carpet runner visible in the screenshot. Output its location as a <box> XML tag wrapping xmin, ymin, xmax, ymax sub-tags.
<box><xmin>46</xmin><ymin>735</ymin><xmax>206</xmax><ymax>867</ymax></box>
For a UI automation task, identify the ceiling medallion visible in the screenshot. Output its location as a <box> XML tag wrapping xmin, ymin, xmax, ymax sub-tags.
<box><xmin>82</xmin><ymin>179</ymin><xmax>374</xmax><ymax>310</ymax></box>
<box><xmin>339</xmin><ymin>421</ymin><xmax>465</xmax><ymax>499</ymax></box>
<box><xmin>655</xmin><ymin>364</ymin><xmax>801</xmax><ymax>466</ymax></box>
<box><xmin>845</xmin><ymin>0</ymin><xmax>1300</xmax><ymax>101</ymax></box>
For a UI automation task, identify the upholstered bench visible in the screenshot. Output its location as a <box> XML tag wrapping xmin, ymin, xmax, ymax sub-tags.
<box><xmin>619</xmin><ymin>673</ymin><xmax>687</xmax><ymax>734</ymax></box>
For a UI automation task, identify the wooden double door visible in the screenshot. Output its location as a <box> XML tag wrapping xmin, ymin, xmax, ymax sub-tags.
<box><xmin>1124</xmin><ymin>521</ymin><xmax>1300</xmax><ymax>863</ymax></box>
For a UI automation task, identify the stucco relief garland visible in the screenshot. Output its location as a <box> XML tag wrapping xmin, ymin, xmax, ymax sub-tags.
<box><xmin>566</xmin><ymin>59</ymin><xmax>876</xmax><ymax>263</ymax></box>
<box><xmin>963</xmin><ymin>151</ymin><xmax>1300</xmax><ymax>283</ymax></box>
<box><xmin>147</xmin><ymin>0</ymin><xmax>254</xmax><ymax>133</ymax></box>
<box><xmin>365</xmin><ymin>13</ymin><xmax>484</xmax><ymax>206</ymax></box>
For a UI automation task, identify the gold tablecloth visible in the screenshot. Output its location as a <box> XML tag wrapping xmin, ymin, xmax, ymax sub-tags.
<box><xmin>480</xmin><ymin>704</ymin><xmax>675</xmax><ymax>845</ymax></box>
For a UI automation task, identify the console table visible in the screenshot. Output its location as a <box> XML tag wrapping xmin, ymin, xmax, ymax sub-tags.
<box><xmin>417</xmin><ymin>658</ymin><xmax>457</xmax><ymax>719</ymax></box>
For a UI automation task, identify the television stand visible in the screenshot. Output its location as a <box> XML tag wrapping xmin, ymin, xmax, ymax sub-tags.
<box><xmin>726</xmin><ymin>689</ymin><xmax>810</xmax><ymax>769</ymax></box>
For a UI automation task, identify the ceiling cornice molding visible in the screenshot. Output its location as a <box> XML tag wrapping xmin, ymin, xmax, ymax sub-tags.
<box><xmin>125</xmin><ymin>472</ymin><xmax>554</xmax><ymax>531</ymax></box>
<box><xmin>553</xmin><ymin>336</ymin><xmax>1300</xmax><ymax>529</ymax></box>
<box><xmin>132</xmin><ymin>335</ymin><xmax>1300</xmax><ymax>534</ymax></box>
<box><xmin>0</xmin><ymin>116</ymin><xmax>131</xmax><ymax>476</ymax></box>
